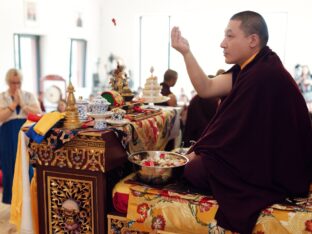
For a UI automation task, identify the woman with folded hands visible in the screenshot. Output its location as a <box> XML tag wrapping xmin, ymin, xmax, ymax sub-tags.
<box><xmin>0</xmin><ymin>68</ymin><xmax>41</xmax><ymax>204</ymax></box>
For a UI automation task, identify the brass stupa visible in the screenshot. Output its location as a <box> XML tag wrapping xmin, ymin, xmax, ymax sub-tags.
<box><xmin>63</xmin><ymin>82</ymin><xmax>81</xmax><ymax>129</ymax></box>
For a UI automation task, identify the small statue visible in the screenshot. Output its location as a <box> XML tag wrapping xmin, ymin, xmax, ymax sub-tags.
<box><xmin>110</xmin><ymin>63</ymin><xmax>126</xmax><ymax>93</ymax></box>
<box><xmin>109</xmin><ymin>63</ymin><xmax>134</xmax><ymax>101</ymax></box>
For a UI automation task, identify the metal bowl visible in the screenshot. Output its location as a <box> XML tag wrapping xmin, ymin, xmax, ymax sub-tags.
<box><xmin>128</xmin><ymin>151</ymin><xmax>189</xmax><ymax>185</ymax></box>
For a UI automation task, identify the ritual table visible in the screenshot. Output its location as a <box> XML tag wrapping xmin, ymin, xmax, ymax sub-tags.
<box><xmin>24</xmin><ymin>107</ymin><xmax>180</xmax><ymax>234</ymax></box>
<box><xmin>29</xmin><ymin>130</ymin><xmax>128</xmax><ymax>234</ymax></box>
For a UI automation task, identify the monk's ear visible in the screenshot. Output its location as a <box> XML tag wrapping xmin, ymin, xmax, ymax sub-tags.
<box><xmin>249</xmin><ymin>34</ymin><xmax>260</xmax><ymax>48</ymax></box>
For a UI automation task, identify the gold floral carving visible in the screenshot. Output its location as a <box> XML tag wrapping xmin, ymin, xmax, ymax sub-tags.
<box><xmin>107</xmin><ymin>215</ymin><xmax>149</xmax><ymax>234</ymax></box>
<box><xmin>29</xmin><ymin>134</ymin><xmax>106</xmax><ymax>172</ymax></box>
<box><xmin>47</xmin><ymin>176</ymin><xmax>94</xmax><ymax>233</ymax></box>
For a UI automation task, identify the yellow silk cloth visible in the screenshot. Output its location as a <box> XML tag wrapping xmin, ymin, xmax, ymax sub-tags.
<box><xmin>30</xmin><ymin>171</ymin><xmax>39</xmax><ymax>234</ymax></box>
<box><xmin>10</xmin><ymin>131</ymin><xmax>24</xmax><ymax>231</ymax></box>
<box><xmin>126</xmin><ymin>184</ymin><xmax>219</xmax><ymax>234</ymax></box>
<box><xmin>112</xmin><ymin>173</ymin><xmax>312</xmax><ymax>234</ymax></box>
<box><xmin>122</xmin><ymin>108</ymin><xmax>177</xmax><ymax>152</ymax></box>
<box><xmin>33</xmin><ymin>111</ymin><xmax>65</xmax><ymax>135</ymax></box>
<box><xmin>10</xmin><ymin>122</ymin><xmax>39</xmax><ymax>234</ymax></box>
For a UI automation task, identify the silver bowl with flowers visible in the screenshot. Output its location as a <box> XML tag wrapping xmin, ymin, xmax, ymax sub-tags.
<box><xmin>128</xmin><ymin>151</ymin><xmax>189</xmax><ymax>185</ymax></box>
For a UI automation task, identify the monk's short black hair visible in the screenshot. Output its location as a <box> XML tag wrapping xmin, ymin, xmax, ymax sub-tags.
<box><xmin>231</xmin><ymin>10</ymin><xmax>269</xmax><ymax>48</ymax></box>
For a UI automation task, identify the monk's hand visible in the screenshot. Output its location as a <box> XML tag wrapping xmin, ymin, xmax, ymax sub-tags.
<box><xmin>171</xmin><ymin>26</ymin><xmax>190</xmax><ymax>56</ymax></box>
<box><xmin>186</xmin><ymin>151</ymin><xmax>196</xmax><ymax>161</ymax></box>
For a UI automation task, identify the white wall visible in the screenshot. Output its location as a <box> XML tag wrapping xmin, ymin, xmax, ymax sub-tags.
<box><xmin>0</xmin><ymin>0</ymin><xmax>311</xmax><ymax>99</ymax></box>
<box><xmin>0</xmin><ymin>0</ymin><xmax>102</xmax><ymax>97</ymax></box>
<box><xmin>99</xmin><ymin>0</ymin><xmax>312</xmax><ymax>97</ymax></box>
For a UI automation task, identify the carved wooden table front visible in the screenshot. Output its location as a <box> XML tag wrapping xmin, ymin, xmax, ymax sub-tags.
<box><xmin>29</xmin><ymin>130</ymin><xmax>128</xmax><ymax>234</ymax></box>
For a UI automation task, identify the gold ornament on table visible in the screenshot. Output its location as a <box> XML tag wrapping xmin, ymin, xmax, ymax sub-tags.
<box><xmin>64</xmin><ymin>82</ymin><xmax>81</xmax><ymax>129</ymax></box>
<box><xmin>109</xmin><ymin>63</ymin><xmax>134</xmax><ymax>102</ymax></box>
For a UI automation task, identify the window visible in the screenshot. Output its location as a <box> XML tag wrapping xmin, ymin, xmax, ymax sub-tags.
<box><xmin>69</xmin><ymin>39</ymin><xmax>87</xmax><ymax>88</ymax></box>
<box><xmin>14</xmin><ymin>34</ymin><xmax>41</xmax><ymax>94</ymax></box>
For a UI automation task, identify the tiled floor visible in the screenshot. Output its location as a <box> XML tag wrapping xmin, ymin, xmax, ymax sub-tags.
<box><xmin>0</xmin><ymin>191</ymin><xmax>18</xmax><ymax>234</ymax></box>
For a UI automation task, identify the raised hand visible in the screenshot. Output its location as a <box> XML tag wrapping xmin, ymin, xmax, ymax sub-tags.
<box><xmin>171</xmin><ymin>26</ymin><xmax>190</xmax><ymax>56</ymax></box>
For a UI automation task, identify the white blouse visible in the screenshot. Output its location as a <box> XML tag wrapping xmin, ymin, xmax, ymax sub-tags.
<box><xmin>0</xmin><ymin>90</ymin><xmax>40</xmax><ymax>124</ymax></box>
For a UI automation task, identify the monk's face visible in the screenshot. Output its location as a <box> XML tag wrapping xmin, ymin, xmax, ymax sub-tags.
<box><xmin>220</xmin><ymin>20</ymin><xmax>255</xmax><ymax>66</ymax></box>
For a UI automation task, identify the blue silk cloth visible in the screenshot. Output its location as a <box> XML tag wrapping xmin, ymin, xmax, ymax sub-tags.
<box><xmin>0</xmin><ymin>118</ymin><xmax>33</xmax><ymax>204</ymax></box>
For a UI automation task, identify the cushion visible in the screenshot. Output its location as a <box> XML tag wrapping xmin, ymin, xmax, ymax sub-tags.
<box><xmin>112</xmin><ymin>173</ymin><xmax>312</xmax><ymax>233</ymax></box>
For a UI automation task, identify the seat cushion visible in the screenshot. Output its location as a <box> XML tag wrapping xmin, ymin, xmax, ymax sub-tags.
<box><xmin>112</xmin><ymin>173</ymin><xmax>312</xmax><ymax>233</ymax></box>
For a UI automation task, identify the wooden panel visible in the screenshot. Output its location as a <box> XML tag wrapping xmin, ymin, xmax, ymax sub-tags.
<box><xmin>37</xmin><ymin>166</ymin><xmax>105</xmax><ymax>234</ymax></box>
<box><xmin>33</xmin><ymin>130</ymin><xmax>128</xmax><ymax>234</ymax></box>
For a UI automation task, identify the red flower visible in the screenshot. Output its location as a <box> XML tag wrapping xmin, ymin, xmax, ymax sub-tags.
<box><xmin>199</xmin><ymin>197</ymin><xmax>213</xmax><ymax>212</ymax></box>
<box><xmin>160</xmin><ymin>153</ymin><xmax>165</xmax><ymax>159</ymax></box>
<box><xmin>112</xmin><ymin>18</ymin><xmax>117</xmax><ymax>26</ymax></box>
<box><xmin>305</xmin><ymin>220</ymin><xmax>312</xmax><ymax>232</ymax></box>
<box><xmin>151</xmin><ymin>215</ymin><xmax>166</xmax><ymax>230</ymax></box>
<box><xmin>143</xmin><ymin>161</ymin><xmax>154</xmax><ymax>167</ymax></box>
<box><xmin>136</xmin><ymin>213</ymin><xmax>147</xmax><ymax>223</ymax></box>
<box><xmin>261</xmin><ymin>208</ymin><xmax>273</xmax><ymax>215</ymax></box>
<box><xmin>137</xmin><ymin>203</ymin><xmax>149</xmax><ymax>215</ymax></box>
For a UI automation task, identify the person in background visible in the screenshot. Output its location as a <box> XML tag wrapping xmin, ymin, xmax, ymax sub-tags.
<box><xmin>159</xmin><ymin>69</ymin><xmax>178</xmax><ymax>106</ymax></box>
<box><xmin>0</xmin><ymin>68</ymin><xmax>41</xmax><ymax>204</ymax></box>
<box><xmin>182</xmin><ymin>70</ymin><xmax>224</xmax><ymax>147</ymax></box>
<box><xmin>57</xmin><ymin>99</ymin><xmax>67</xmax><ymax>112</ymax></box>
<box><xmin>171</xmin><ymin>11</ymin><xmax>312</xmax><ymax>233</ymax></box>
<box><xmin>182</xmin><ymin>95</ymin><xmax>219</xmax><ymax>147</ymax></box>
<box><xmin>297</xmin><ymin>65</ymin><xmax>312</xmax><ymax>93</ymax></box>
<box><xmin>293</xmin><ymin>64</ymin><xmax>302</xmax><ymax>82</ymax></box>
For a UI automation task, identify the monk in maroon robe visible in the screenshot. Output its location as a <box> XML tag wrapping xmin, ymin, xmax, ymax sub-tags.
<box><xmin>171</xmin><ymin>11</ymin><xmax>312</xmax><ymax>234</ymax></box>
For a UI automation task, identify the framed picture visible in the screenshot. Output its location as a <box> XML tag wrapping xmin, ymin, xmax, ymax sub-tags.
<box><xmin>24</xmin><ymin>0</ymin><xmax>38</xmax><ymax>26</ymax></box>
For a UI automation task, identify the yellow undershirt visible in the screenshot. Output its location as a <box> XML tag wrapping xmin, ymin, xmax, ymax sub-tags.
<box><xmin>240</xmin><ymin>52</ymin><xmax>258</xmax><ymax>70</ymax></box>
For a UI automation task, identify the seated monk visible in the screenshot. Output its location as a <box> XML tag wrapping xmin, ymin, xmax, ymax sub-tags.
<box><xmin>171</xmin><ymin>11</ymin><xmax>312</xmax><ymax>234</ymax></box>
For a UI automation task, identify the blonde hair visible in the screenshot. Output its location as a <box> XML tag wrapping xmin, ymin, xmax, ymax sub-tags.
<box><xmin>5</xmin><ymin>68</ymin><xmax>23</xmax><ymax>84</ymax></box>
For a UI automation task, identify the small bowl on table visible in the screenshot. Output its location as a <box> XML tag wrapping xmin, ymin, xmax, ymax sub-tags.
<box><xmin>122</xmin><ymin>93</ymin><xmax>135</xmax><ymax>102</ymax></box>
<box><xmin>128</xmin><ymin>151</ymin><xmax>189</xmax><ymax>185</ymax></box>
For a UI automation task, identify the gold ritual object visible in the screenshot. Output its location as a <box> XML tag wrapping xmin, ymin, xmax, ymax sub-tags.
<box><xmin>63</xmin><ymin>82</ymin><xmax>81</xmax><ymax>129</ymax></box>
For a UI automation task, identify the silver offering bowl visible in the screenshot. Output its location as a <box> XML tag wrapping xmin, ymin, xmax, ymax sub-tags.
<box><xmin>128</xmin><ymin>151</ymin><xmax>189</xmax><ymax>185</ymax></box>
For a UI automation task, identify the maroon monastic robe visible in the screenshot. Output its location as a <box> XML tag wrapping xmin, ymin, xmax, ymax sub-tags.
<box><xmin>184</xmin><ymin>46</ymin><xmax>312</xmax><ymax>234</ymax></box>
<box><xmin>182</xmin><ymin>95</ymin><xmax>219</xmax><ymax>147</ymax></box>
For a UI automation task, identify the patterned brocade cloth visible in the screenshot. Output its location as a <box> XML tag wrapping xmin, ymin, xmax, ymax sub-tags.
<box><xmin>120</xmin><ymin>108</ymin><xmax>178</xmax><ymax>152</ymax></box>
<box><xmin>112</xmin><ymin>174</ymin><xmax>312</xmax><ymax>234</ymax></box>
<box><xmin>27</xmin><ymin>108</ymin><xmax>178</xmax><ymax>154</ymax></box>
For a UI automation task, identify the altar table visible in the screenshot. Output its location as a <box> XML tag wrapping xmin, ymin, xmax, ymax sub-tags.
<box><xmin>11</xmin><ymin>107</ymin><xmax>180</xmax><ymax>234</ymax></box>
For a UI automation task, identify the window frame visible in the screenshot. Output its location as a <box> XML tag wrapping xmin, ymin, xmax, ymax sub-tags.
<box><xmin>69</xmin><ymin>38</ymin><xmax>87</xmax><ymax>88</ymax></box>
<box><xmin>13</xmin><ymin>33</ymin><xmax>41</xmax><ymax>94</ymax></box>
